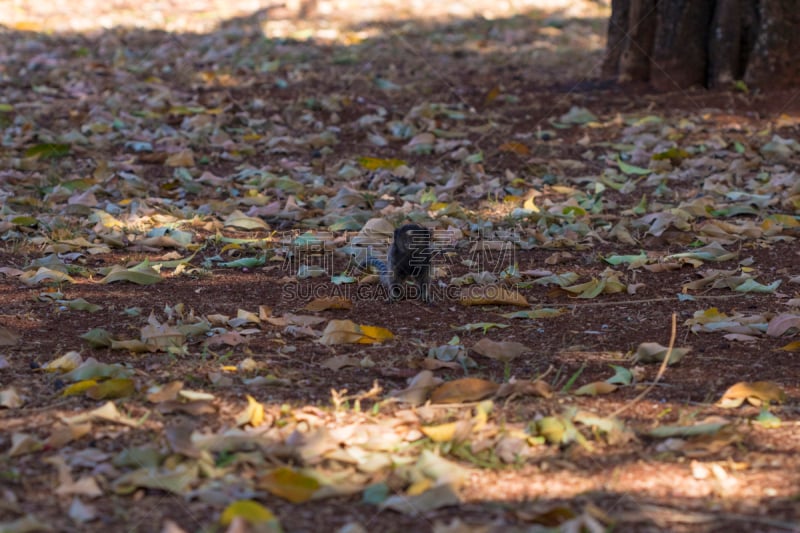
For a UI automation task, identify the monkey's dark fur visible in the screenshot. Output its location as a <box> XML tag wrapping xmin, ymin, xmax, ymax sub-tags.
<box><xmin>364</xmin><ymin>224</ymin><xmax>432</xmax><ymax>302</ymax></box>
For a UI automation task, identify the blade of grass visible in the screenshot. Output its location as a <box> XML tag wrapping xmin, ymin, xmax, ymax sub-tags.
<box><xmin>561</xmin><ymin>362</ymin><xmax>585</xmax><ymax>394</ymax></box>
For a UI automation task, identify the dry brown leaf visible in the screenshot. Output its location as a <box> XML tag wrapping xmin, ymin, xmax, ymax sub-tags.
<box><xmin>156</xmin><ymin>400</ymin><xmax>218</xmax><ymax>416</ymax></box>
<box><xmin>45</xmin><ymin>422</ymin><xmax>92</xmax><ymax>449</ymax></box>
<box><xmin>573</xmin><ymin>381</ymin><xmax>618</xmax><ymax>396</ymax></box>
<box><xmin>766</xmin><ymin>313</ymin><xmax>800</xmax><ymax>337</ymax></box>
<box><xmin>717</xmin><ymin>381</ymin><xmax>786</xmax><ymax>408</ymax></box>
<box><xmin>430</xmin><ymin>378</ymin><xmax>500</xmax><ymax>404</ymax></box>
<box><xmin>165</xmin><ymin>149</ymin><xmax>195</xmax><ymax>167</ymax></box>
<box><xmin>471</xmin><ymin>338</ymin><xmax>528</xmax><ymax>362</ymax></box>
<box><xmin>390</xmin><ymin>370</ymin><xmax>441</xmax><ymax>405</ymax></box>
<box><xmin>165</xmin><ymin>422</ymin><xmax>201</xmax><ymax>458</ymax></box>
<box><xmin>8</xmin><ymin>433</ymin><xmax>43</xmax><ymax>456</ymax></box>
<box><xmin>416</xmin><ymin>358</ymin><xmax>462</xmax><ymax>371</ymax></box>
<box><xmin>146</xmin><ymin>381</ymin><xmax>184</xmax><ymax>403</ymax></box>
<box><xmin>303</xmin><ymin>296</ymin><xmax>353</xmax><ymax>312</ymax></box>
<box><xmin>318</xmin><ymin>319</ymin><xmax>364</xmax><ymax>345</ymax></box>
<box><xmin>320</xmin><ymin>355</ymin><xmax>361</xmax><ymax>371</ymax></box>
<box><xmin>0</xmin><ymin>386</ymin><xmax>23</xmax><ymax>408</ymax></box>
<box><xmin>496</xmin><ymin>379</ymin><xmax>553</xmax><ymax>399</ymax></box>
<box><xmin>633</xmin><ymin>342</ymin><xmax>690</xmax><ymax>365</ymax></box>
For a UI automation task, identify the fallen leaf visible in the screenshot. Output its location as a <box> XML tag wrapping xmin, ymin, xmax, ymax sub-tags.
<box><xmin>259</xmin><ymin>467</ymin><xmax>320</xmax><ymax>503</ymax></box>
<box><xmin>421</xmin><ymin>420</ymin><xmax>473</xmax><ymax>443</ymax></box>
<box><xmin>430</xmin><ymin>378</ymin><xmax>499</xmax><ymax>404</ymax></box>
<box><xmin>303</xmin><ymin>296</ymin><xmax>353</xmax><ymax>311</ymax></box>
<box><xmin>380</xmin><ymin>483</ymin><xmax>461</xmax><ymax>514</ymax></box>
<box><xmin>390</xmin><ymin>371</ymin><xmax>440</xmax><ymax>405</ymax></box>
<box><xmin>496</xmin><ymin>379</ymin><xmax>553</xmax><ymax>399</ymax></box>
<box><xmin>717</xmin><ymin>381</ymin><xmax>786</xmax><ymax>408</ymax></box>
<box><xmin>0</xmin><ymin>387</ymin><xmax>23</xmax><ymax>408</ymax></box>
<box><xmin>573</xmin><ymin>382</ymin><xmax>618</xmax><ymax>396</ymax></box>
<box><xmin>632</xmin><ymin>342</ymin><xmax>690</xmax><ymax>365</ymax></box>
<box><xmin>471</xmin><ymin>338</ymin><xmax>528</xmax><ymax>362</ymax></box>
<box><xmin>220</xmin><ymin>500</ymin><xmax>278</xmax><ymax>527</ymax></box>
<box><xmin>235</xmin><ymin>395</ymin><xmax>267</xmax><ymax>428</ymax></box>
<box><xmin>86</xmin><ymin>378</ymin><xmax>136</xmax><ymax>400</ymax></box>
<box><xmin>766</xmin><ymin>313</ymin><xmax>800</xmax><ymax>337</ymax></box>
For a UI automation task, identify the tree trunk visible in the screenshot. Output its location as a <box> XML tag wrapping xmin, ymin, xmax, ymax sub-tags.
<box><xmin>603</xmin><ymin>0</ymin><xmax>800</xmax><ymax>89</ymax></box>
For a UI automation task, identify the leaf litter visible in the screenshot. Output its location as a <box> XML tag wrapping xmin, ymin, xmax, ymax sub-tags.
<box><xmin>1</xmin><ymin>0</ymin><xmax>800</xmax><ymax>532</ymax></box>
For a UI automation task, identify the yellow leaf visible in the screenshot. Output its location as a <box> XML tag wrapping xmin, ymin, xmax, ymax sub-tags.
<box><xmin>318</xmin><ymin>320</ymin><xmax>393</xmax><ymax>345</ymax></box>
<box><xmin>259</xmin><ymin>467</ymin><xmax>319</xmax><ymax>503</ymax></box>
<box><xmin>523</xmin><ymin>194</ymin><xmax>540</xmax><ymax>212</ymax></box>
<box><xmin>718</xmin><ymin>381</ymin><xmax>786</xmax><ymax>408</ymax></box>
<box><xmin>358</xmin><ymin>324</ymin><xmax>394</xmax><ymax>344</ymax></box>
<box><xmin>766</xmin><ymin>214</ymin><xmax>799</xmax><ymax>228</ymax></box>
<box><xmin>484</xmin><ymin>85</ymin><xmax>501</xmax><ymax>105</ymax></box>
<box><xmin>235</xmin><ymin>394</ymin><xmax>266</xmax><ymax>427</ymax></box>
<box><xmin>86</xmin><ymin>378</ymin><xmax>136</xmax><ymax>400</ymax></box>
<box><xmin>498</xmin><ymin>141</ymin><xmax>530</xmax><ymax>156</ymax></box>
<box><xmin>13</xmin><ymin>21</ymin><xmax>43</xmax><ymax>31</ymax></box>
<box><xmin>537</xmin><ymin>416</ymin><xmax>567</xmax><ymax>445</ymax></box>
<box><xmin>778</xmin><ymin>340</ymin><xmax>800</xmax><ymax>352</ymax></box>
<box><xmin>421</xmin><ymin>422</ymin><xmax>459</xmax><ymax>442</ymax></box>
<box><xmin>407</xmin><ymin>478</ymin><xmax>433</xmax><ymax>496</ymax></box>
<box><xmin>62</xmin><ymin>380</ymin><xmax>99</xmax><ymax>397</ymax></box>
<box><xmin>43</xmin><ymin>351</ymin><xmax>83</xmax><ymax>372</ymax></box>
<box><xmin>430</xmin><ymin>378</ymin><xmax>499</xmax><ymax>404</ymax></box>
<box><xmin>220</xmin><ymin>243</ymin><xmax>243</xmax><ymax>253</ymax></box>
<box><xmin>220</xmin><ymin>500</ymin><xmax>276</xmax><ymax>526</ymax></box>
<box><xmin>357</xmin><ymin>156</ymin><xmax>407</xmax><ymax>170</ymax></box>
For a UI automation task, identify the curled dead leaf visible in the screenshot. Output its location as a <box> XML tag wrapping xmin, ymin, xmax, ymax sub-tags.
<box><xmin>717</xmin><ymin>381</ymin><xmax>786</xmax><ymax>408</ymax></box>
<box><xmin>632</xmin><ymin>342</ymin><xmax>690</xmax><ymax>365</ymax></box>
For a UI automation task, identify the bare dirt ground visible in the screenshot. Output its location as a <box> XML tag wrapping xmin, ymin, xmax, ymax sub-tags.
<box><xmin>1</xmin><ymin>1</ymin><xmax>800</xmax><ymax>532</ymax></box>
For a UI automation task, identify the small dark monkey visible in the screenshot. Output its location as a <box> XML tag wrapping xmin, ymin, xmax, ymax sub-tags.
<box><xmin>363</xmin><ymin>224</ymin><xmax>432</xmax><ymax>302</ymax></box>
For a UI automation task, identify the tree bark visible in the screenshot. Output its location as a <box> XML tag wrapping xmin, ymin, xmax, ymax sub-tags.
<box><xmin>745</xmin><ymin>0</ymin><xmax>800</xmax><ymax>87</ymax></box>
<box><xmin>603</xmin><ymin>0</ymin><xmax>800</xmax><ymax>89</ymax></box>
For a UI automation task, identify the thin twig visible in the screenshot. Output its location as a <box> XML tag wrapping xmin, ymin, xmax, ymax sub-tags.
<box><xmin>609</xmin><ymin>312</ymin><xmax>676</xmax><ymax>418</ymax></box>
